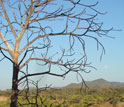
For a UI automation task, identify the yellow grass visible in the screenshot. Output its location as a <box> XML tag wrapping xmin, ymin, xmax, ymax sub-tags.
<box><xmin>0</xmin><ymin>96</ymin><xmax>8</xmax><ymax>102</ymax></box>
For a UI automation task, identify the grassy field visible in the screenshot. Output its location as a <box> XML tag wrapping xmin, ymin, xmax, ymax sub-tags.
<box><xmin>0</xmin><ymin>88</ymin><xmax>124</xmax><ymax>107</ymax></box>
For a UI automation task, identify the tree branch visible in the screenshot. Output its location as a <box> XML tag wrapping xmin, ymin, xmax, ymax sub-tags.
<box><xmin>14</xmin><ymin>0</ymin><xmax>34</xmax><ymax>54</ymax></box>
<box><xmin>18</xmin><ymin>70</ymin><xmax>70</xmax><ymax>83</ymax></box>
<box><xmin>0</xmin><ymin>47</ymin><xmax>14</xmax><ymax>63</ymax></box>
<box><xmin>0</xmin><ymin>0</ymin><xmax>17</xmax><ymax>39</ymax></box>
<box><xmin>0</xmin><ymin>46</ymin><xmax>9</xmax><ymax>52</ymax></box>
<box><xmin>0</xmin><ymin>32</ymin><xmax>14</xmax><ymax>57</ymax></box>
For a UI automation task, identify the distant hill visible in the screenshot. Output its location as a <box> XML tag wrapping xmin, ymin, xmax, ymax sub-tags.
<box><xmin>65</xmin><ymin>78</ymin><xmax>124</xmax><ymax>88</ymax></box>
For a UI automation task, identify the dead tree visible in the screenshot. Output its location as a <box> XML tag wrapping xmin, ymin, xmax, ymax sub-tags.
<box><xmin>0</xmin><ymin>0</ymin><xmax>112</xmax><ymax>106</ymax></box>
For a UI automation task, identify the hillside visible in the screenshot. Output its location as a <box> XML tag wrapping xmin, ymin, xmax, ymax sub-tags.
<box><xmin>65</xmin><ymin>78</ymin><xmax>124</xmax><ymax>88</ymax></box>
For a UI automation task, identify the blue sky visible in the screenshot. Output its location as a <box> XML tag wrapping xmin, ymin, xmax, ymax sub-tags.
<box><xmin>0</xmin><ymin>0</ymin><xmax>124</xmax><ymax>90</ymax></box>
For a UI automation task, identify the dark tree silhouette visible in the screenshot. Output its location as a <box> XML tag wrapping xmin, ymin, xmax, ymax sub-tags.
<box><xmin>0</xmin><ymin>0</ymin><xmax>112</xmax><ymax>106</ymax></box>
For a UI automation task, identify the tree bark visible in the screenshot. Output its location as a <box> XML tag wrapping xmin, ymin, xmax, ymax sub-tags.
<box><xmin>10</xmin><ymin>63</ymin><xmax>19</xmax><ymax>107</ymax></box>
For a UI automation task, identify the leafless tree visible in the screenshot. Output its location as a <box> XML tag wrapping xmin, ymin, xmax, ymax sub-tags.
<box><xmin>0</xmin><ymin>0</ymin><xmax>112</xmax><ymax>106</ymax></box>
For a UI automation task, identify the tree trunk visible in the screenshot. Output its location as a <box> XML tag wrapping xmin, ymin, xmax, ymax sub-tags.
<box><xmin>10</xmin><ymin>63</ymin><xmax>19</xmax><ymax>107</ymax></box>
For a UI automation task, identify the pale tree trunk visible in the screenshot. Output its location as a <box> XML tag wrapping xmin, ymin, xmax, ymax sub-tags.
<box><xmin>10</xmin><ymin>63</ymin><xmax>19</xmax><ymax>107</ymax></box>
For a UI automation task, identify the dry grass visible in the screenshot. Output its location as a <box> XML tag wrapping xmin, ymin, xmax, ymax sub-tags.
<box><xmin>0</xmin><ymin>96</ymin><xmax>8</xmax><ymax>102</ymax></box>
<box><xmin>92</xmin><ymin>102</ymin><xmax>124</xmax><ymax>107</ymax></box>
<box><xmin>117</xmin><ymin>102</ymin><xmax>124</xmax><ymax>107</ymax></box>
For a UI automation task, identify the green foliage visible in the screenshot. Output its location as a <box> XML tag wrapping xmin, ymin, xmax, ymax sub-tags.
<box><xmin>70</xmin><ymin>95</ymin><xmax>82</xmax><ymax>104</ymax></box>
<box><xmin>1</xmin><ymin>88</ymin><xmax>124</xmax><ymax>106</ymax></box>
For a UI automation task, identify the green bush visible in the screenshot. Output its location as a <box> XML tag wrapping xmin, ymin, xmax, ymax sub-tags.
<box><xmin>70</xmin><ymin>95</ymin><xmax>82</xmax><ymax>104</ymax></box>
<box><xmin>82</xmin><ymin>95</ymin><xmax>97</xmax><ymax>106</ymax></box>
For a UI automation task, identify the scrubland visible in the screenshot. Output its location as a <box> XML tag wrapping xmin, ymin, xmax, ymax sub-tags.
<box><xmin>0</xmin><ymin>88</ymin><xmax>124</xmax><ymax>107</ymax></box>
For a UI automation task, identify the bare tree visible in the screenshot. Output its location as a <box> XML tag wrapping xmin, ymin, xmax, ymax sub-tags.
<box><xmin>0</xmin><ymin>0</ymin><xmax>112</xmax><ymax>106</ymax></box>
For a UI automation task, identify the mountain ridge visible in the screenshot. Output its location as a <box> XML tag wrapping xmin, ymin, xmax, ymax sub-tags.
<box><xmin>65</xmin><ymin>78</ymin><xmax>124</xmax><ymax>88</ymax></box>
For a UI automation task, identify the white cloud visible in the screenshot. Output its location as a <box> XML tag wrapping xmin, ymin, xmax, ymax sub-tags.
<box><xmin>104</xmin><ymin>65</ymin><xmax>109</xmax><ymax>69</ymax></box>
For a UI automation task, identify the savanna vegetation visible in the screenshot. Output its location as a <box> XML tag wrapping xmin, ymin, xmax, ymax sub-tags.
<box><xmin>0</xmin><ymin>87</ymin><xmax>124</xmax><ymax>107</ymax></box>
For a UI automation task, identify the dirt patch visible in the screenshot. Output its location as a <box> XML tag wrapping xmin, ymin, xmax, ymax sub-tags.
<box><xmin>91</xmin><ymin>102</ymin><xmax>124</xmax><ymax>107</ymax></box>
<box><xmin>92</xmin><ymin>102</ymin><xmax>113</xmax><ymax>107</ymax></box>
<box><xmin>0</xmin><ymin>96</ymin><xmax>8</xmax><ymax>102</ymax></box>
<box><xmin>117</xmin><ymin>102</ymin><xmax>124</xmax><ymax>107</ymax></box>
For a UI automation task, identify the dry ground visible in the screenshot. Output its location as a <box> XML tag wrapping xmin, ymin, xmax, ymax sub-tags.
<box><xmin>0</xmin><ymin>96</ymin><xmax>8</xmax><ymax>102</ymax></box>
<box><xmin>92</xmin><ymin>102</ymin><xmax>124</xmax><ymax>107</ymax></box>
